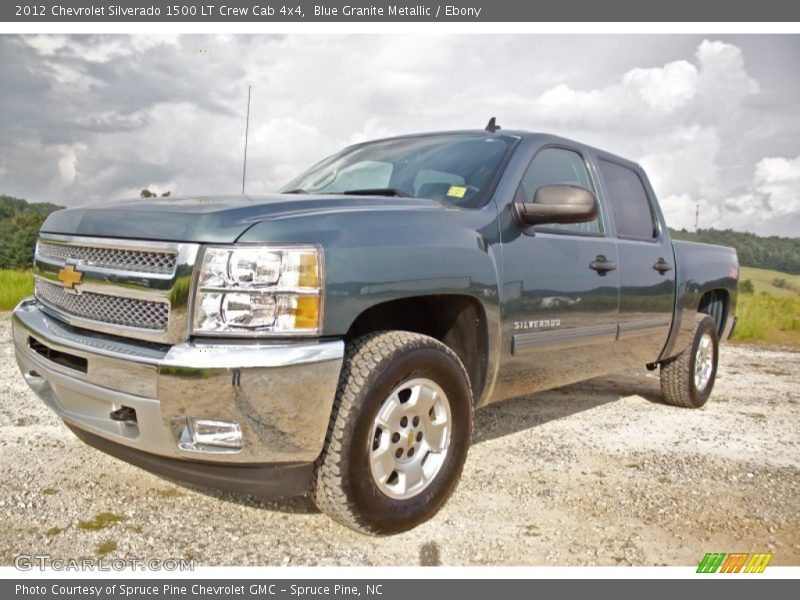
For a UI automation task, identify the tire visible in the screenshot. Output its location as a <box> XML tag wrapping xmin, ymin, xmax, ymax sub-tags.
<box><xmin>311</xmin><ymin>331</ymin><xmax>473</xmax><ymax>535</ymax></box>
<box><xmin>660</xmin><ymin>315</ymin><xmax>719</xmax><ymax>408</ymax></box>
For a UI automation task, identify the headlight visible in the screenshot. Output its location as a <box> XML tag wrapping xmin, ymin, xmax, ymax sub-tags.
<box><xmin>192</xmin><ymin>245</ymin><xmax>322</xmax><ymax>336</ymax></box>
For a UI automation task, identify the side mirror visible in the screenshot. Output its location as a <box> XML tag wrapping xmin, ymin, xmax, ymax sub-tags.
<box><xmin>515</xmin><ymin>184</ymin><xmax>598</xmax><ymax>226</ymax></box>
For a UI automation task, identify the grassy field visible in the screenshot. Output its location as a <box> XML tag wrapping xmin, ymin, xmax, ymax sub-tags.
<box><xmin>734</xmin><ymin>293</ymin><xmax>800</xmax><ymax>346</ymax></box>
<box><xmin>739</xmin><ymin>266</ymin><xmax>800</xmax><ymax>297</ymax></box>
<box><xmin>0</xmin><ymin>269</ymin><xmax>32</xmax><ymax>310</ymax></box>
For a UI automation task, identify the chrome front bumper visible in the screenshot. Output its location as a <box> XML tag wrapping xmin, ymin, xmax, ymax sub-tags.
<box><xmin>12</xmin><ymin>298</ymin><xmax>344</xmax><ymax>466</ymax></box>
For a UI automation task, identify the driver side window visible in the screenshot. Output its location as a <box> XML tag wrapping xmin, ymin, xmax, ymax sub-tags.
<box><xmin>517</xmin><ymin>148</ymin><xmax>603</xmax><ymax>235</ymax></box>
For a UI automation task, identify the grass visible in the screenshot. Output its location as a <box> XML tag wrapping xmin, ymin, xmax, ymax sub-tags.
<box><xmin>740</xmin><ymin>266</ymin><xmax>800</xmax><ymax>297</ymax></box>
<box><xmin>0</xmin><ymin>269</ymin><xmax>32</xmax><ymax>310</ymax></box>
<box><xmin>77</xmin><ymin>512</ymin><xmax>125</xmax><ymax>531</ymax></box>
<box><xmin>733</xmin><ymin>292</ymin><xmax>800</xmax><ymax>345</ymax></box>
<box><xmin>156</xmin><ymin>487</ymin><xmax>185</xmax><ymax>498</ymax></box>
<box><xmin>95</xmin><ymin>540</ymin><xmax>118</xmax><ymax>556</ymax></box>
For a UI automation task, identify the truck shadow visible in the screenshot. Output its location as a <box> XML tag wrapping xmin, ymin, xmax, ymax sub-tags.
<box><xmin>176</xmin><ymin>370</ymin><xmax>664</xmax><ymax>515</ymax></box>
<box><xmin>473</xmin><ymin>369</ymin><xmax>663</xmax><ymax>444</ymax></box>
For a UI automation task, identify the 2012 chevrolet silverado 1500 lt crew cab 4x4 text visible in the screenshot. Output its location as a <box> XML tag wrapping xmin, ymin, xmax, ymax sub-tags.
<box><xmin>12</xmin><ymin>125</ymin><xmax>738</xmax><ymax>534</ymax></box>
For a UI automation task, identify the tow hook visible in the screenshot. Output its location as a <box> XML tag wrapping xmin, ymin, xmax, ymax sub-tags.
<box><xmin>109</xmin><ymin>406</ymin><xmax>137</xmax><ymax>424</ymax></box>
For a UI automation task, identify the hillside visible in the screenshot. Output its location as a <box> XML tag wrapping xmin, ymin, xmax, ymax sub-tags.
<box><xmin>0</xmin><ymin>195</ymin><xmax>63</xmax><ymax>269</ymax></box>
<box><xmin>670</xmin><ymin>228</ymin><xmax>800</xmax><ymax>275</ymax></box>
<box><xmin>740</xmin><ymin>266</ymin><xmax>800</xmax><ymax>297</ymax></box>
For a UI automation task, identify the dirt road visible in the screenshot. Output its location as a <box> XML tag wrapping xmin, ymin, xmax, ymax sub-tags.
<box><xmin>1</xmin><ymin>313</ymin><xmax>797</xmax><ymax>566</ymax></box>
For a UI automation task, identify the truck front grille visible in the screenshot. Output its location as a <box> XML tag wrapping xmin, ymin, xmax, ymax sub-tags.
<box><xmin>33</xmin><ymin>235</ymin><xmax>199</xmax><ymax>343</ymax></box>
<box><xmin>35</xmin><ymin>279</ymin><xmax>170</xmax><ymax>331</ymax></box>
<box><xmin>37</xmin><ymin>241</ymin><xmax>177</xmax><ymax>275</ymax></box>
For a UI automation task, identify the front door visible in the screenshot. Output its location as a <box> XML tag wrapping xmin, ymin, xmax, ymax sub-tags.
<box><xmin>492</xmin><ymin>146</ymin><xmax>620</xmax><ymax>402</ymax></box>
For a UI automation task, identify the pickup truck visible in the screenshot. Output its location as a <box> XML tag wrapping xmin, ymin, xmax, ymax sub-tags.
<box><xmin>12</xmin><ymin>125</ymin><xmax>738</xmax><ymax>535</ymax></box>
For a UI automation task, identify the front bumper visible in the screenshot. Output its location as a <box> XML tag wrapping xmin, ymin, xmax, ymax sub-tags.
<box><xmin>12</xmin><ymin>298</ymin><xmax>344</xmax><ymax>495</ymax></box>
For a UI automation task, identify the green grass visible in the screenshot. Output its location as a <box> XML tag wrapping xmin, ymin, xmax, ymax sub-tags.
<box><xmin>740</xmin><ymin>266</ymin><xmax>800</xmax><ymax>297</ymax></box>
<box><xmin>77</xmin><ymin>512</ymin><xmax>125</xmax><ymax>531</ymax></box>
<box><xmin>95</xmin><ymin>540</ymin><xmax>118</xmax><ymax>556</ymax></box>
<box><xmin>0</xmin><ymin>269</ymin><xmax>32</xmax><ymax>310</ymax></box>
<box><xmin>733</xmin><ymin>292</ymin><xmax>800</xmax><ymax>345</ymax></box>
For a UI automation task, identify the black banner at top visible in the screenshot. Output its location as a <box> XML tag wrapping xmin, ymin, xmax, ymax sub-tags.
<box><xmin>3</xmin><ymin>0</ymin><xmax>800</xmax><ymax>22</ymax></box>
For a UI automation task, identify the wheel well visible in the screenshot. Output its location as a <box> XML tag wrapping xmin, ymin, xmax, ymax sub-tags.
<box><xmin>346</xmin><ymin>295</ymin><xmax>489</xmax><ymax>402</ymax></box>
<box><xmin>698</xmin><ymin>289</ymin><xmax>728</xmax><ymax>337</ymax></box>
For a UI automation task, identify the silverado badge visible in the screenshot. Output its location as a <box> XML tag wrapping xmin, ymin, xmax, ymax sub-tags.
<box><xmin>57</xmin><ymin>264</ymin><xmax>84</xmax><ymax>291</ymax></box>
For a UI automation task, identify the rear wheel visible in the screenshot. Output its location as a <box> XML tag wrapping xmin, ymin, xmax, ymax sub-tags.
<box><xmin>311</xmin><ymin>331</ymin><xmax>473</xmax><ymax>535</ymax></box>
<box><xmin>660</xmin><ymin>315</ymin><xmax>719</xmax><ymax>408</ymax></box>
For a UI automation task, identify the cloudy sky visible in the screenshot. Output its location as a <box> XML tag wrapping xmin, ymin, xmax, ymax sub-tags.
<box><xmin>1</xmin><ymin>34</ymin><xmax>798</xmax><ymax>236</ymax></box>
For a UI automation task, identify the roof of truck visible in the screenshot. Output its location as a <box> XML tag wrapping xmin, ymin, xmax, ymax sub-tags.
<box><xmin>345</xmin><ymin>129</ymin><xmax>639</xmax><ymax>169</ymax></box>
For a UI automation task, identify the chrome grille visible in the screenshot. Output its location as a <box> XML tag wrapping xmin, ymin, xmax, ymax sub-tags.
<box><xmin>35</xmin><ymin>278</ymin><xmax>170</xmax><ymax>331</ymax></box>
<box><xmin>37</xmin><ymin>241</ymin><xmax>177</xmax><ymax>275</ymax></box>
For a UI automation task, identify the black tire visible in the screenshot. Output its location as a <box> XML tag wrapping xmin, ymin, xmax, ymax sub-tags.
<box><xmin>660</xmin><ymin>315</ymin><xmax>719</xmax><ymax>408</ymax></box>
<box><xmin>311</xmin><ymin>331</ymin><xmax>473</xmax><ymax>535</ymax></box>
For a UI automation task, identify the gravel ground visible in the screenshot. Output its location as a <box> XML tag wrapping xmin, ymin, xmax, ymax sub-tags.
<box><xmin>1</xmin><ymin>312</ymin><xmax>798</xmax><ymax>566</ymax></box>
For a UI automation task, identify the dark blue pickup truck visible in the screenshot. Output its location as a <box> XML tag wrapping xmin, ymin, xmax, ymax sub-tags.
<box><xmin>12</xmin><ymin>125</ymin><xmax>738</xmax><ymax>534</ymax></box>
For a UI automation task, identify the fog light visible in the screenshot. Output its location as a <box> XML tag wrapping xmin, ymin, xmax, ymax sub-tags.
<box><xmin>177</xmin><ymin>417</ymin><xmax>243</xmax><ymax>452</ymax></box>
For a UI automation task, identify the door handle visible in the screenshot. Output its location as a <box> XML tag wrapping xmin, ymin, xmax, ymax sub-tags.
<box><xmin>653</xmin><ymin>258</ymin><xmax>673</xmax><ymax>274</ymax></box>
<box><xmin>590</xmin><ymin>255</ymin><xmax>617</xmax><ymax>274</ymax></box>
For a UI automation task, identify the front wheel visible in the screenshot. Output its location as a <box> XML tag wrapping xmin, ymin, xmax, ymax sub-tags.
<box><xmin>660</xmin><ymin>315</ymin><xmax>719</xmax><ymax>408</ymax></box>
<box><xmin>311</xmin><ymin>331</ymin><xmax>473</xmax><ymax>535</ymax></box>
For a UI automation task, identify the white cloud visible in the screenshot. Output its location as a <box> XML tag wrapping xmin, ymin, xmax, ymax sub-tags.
<box><xmin>56</xmin><ymin>144</ymin><xmax>87</xmax><ymax>189</ymax></box>
<box><xmin>1</xmin><ymin>35</ymin><xmax>797</xmax><ymax>237</ymax></box>
<box><xmin>754</xmin><ymin>156</ymin><xmax>800</xmax><ymax>216</ymax></box>
<box><xmin>23</xmin><ymin>34</ymin><xmax>179</xmax><ymax>62</ymax></box>
<box><xmin>621</xmin><ymin>60</ymin><xmax>698</xmax><ymax>112</ymax></box>
<box><xmin>661</xmin><ymin>154</ymin><xmax>800</xmax><ymax>235</ymax></box>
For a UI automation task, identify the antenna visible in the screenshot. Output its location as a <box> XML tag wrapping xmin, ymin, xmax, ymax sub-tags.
<box><xmin>241</xmin><ymin>85</ymin><xmax>251</xmax><ymax>195</ymax></box>
<box><xmin>485</xmin><ymin>117</ymin><xmax>501</xmax><ymax>133</ymax></box>
<box><xmin>695</xmin><ymin>201</ymin><xmax>699</xmax><ymax>232</ymax></box>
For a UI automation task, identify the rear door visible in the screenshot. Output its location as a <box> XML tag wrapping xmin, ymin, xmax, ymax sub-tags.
<box><xmin>594</xmin><ymin>156</ymin><xmax>676</xmax><ymax>367</ymax></box>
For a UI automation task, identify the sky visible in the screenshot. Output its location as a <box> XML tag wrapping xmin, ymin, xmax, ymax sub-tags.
<box><xmin>1</xmin><ymin>34</ymin><xmax>798</xmax><ymax>236</ymax></box>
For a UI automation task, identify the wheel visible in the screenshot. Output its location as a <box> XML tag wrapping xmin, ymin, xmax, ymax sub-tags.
<box><xmin>660</xmin><ymin>315</ymin><xmax>719</xmax><ymax>408</ymax></box>
<box><xmin>311</xmin><ymin>331</ymin><xmax>473</xmax><ymax>535</ymax></box>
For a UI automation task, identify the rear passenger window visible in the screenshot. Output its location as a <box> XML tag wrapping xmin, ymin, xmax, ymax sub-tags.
<box><xmin>598</xmin><ymin>159</ymin><xmax>657</xmax><ymax>240</ymax></box>
<box><xmin>516</xmin><ymin>147</ymin><xmax>602</xmax><ymax>235</ymax></box>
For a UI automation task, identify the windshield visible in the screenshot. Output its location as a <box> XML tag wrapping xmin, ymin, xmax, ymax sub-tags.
<box><xmin>281</xmin><ymin>133</ymin><xmax>517</xmax><ymax>208</ymax></box>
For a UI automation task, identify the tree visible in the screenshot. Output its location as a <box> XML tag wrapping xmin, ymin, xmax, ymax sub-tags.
<box><xmin>0</xmin><ymin>195</ymin><xmax>63</xmax><ymax>269</ymax></box>
<box><xmin>740</xmin><ymin>279</ymin><xmax>755</xmax><ymax>294</ymax></box>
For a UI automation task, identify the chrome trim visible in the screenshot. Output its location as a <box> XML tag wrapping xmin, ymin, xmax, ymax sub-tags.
<box><xmin>36</xmin><ymin>237</ymin><xmax>178</xmax><ymax>275</ymax></box>
<box><xmin>35</xmin><ymin>278</ymin><xmax>170</xmax><ymax>331</ymax></box>
<box><xmin>13</xmin><ymin>298</ymin><xmax>344</xmax><ymax>464</ymax></box>
<box><xmin>617</xmin><ymin>317</ymin><xmax>672</xmax><ymax>340</ymax></box>
<box><xmin>35</xmin><ymin>233</ymin><xmax>200</xmax><ymax>344</ymax></box>
<box><xmin>512</xmin><ymin>323</ymin><xmax>618</xmax><ymax>355</ymax></box>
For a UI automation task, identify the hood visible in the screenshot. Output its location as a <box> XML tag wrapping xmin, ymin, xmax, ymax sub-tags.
<box><xmin>40</xmin><ymin>193</ymin><xmax>446</xmax><ymax>243</ymax></box>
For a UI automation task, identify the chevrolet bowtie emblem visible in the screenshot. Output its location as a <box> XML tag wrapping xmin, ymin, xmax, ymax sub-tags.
<box><xmin>57</xmin><ymin>264</ymin><xmax>84</xmax><ymax>290</ymax></box>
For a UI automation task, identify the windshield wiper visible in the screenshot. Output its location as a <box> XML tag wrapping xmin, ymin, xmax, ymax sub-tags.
<box><xmin>341</xmin><ymin>188</ymin><xmax>411</xmax><ymax>197</ymax></box>
<box><xmin>282</xmin><ymin>188</ymin><xmax>308</xmax><ymax>194</ymax></box>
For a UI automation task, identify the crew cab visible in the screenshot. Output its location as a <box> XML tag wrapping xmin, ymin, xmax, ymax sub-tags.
<box><xmin>12</xmin><ymin>125</ymin><xmax>738</xmax><ymax>534</ymax></box>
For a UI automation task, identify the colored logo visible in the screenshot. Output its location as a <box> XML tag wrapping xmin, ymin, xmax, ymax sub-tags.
<box><xmin>57</xmin><ymin>264</ymin><xmax>84</xmax><ymax>291</ymax></box>
<box><xmin>697</xmin><ymin>552</ymin><xmax>772</xmax><ymax>573</ymax></box>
